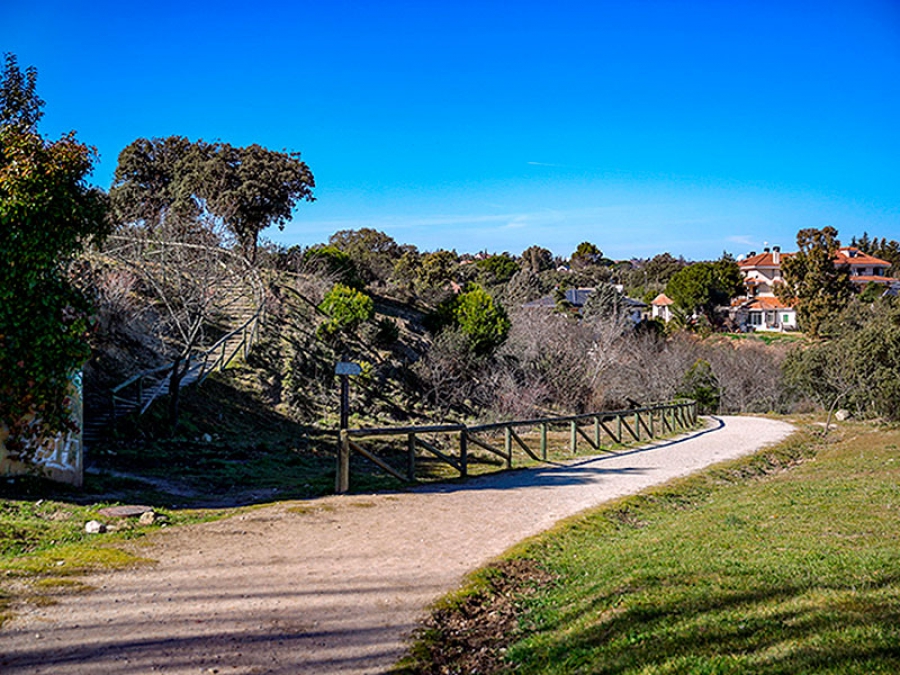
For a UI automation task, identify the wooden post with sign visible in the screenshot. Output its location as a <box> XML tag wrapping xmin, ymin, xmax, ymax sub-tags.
<box><xmin>335</xmin><ymin>361</ymin><xmax>362</xmax><ymax>492</ymax></box>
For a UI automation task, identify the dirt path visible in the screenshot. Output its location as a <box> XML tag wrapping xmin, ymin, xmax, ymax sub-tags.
<box><xmin>0</xmin><ymin>416</ymin><xmax>793</xmax><ymax>674</ymax></box>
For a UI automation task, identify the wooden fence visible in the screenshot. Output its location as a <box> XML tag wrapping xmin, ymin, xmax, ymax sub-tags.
<box><xmin>336</xmin><ymin>400</ymin><xmax>697</xmax><ymax>493</ymax></box>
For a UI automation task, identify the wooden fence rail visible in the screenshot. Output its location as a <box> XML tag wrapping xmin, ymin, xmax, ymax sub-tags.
<box><xmin>336</xmin><ymin>400</ymin><xmax>697</xmax><ymax>493</ymax></box>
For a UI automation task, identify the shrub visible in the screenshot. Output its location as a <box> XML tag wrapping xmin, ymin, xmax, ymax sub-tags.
<box><xmin>317</xmin><ymin>283</ymin><xmax>374</xmax><ymax>339</ymax></box>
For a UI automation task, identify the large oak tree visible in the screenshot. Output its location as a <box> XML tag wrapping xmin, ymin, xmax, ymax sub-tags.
<box><xmin>111</xmin><ymin>137</ymin><xmax>315</xmax><ymax>260</ymax></box>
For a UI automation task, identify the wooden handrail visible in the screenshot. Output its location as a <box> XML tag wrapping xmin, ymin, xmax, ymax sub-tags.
<box><xmin>337</xmin><ymin>400</ymin><xmax>698</xmax><ymax>493</ymax></box>
<box><xmin>100</xmin><ymin>237</ymin><xmax>266</xmax><ymax>425</ymax></box>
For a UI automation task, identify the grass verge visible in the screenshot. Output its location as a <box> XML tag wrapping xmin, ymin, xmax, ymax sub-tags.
<box><xmin>398</xmin><ymin>422</ymin><xmax>900</xmax><ymax>674</ymax></box>
<box><xmin>0</xmin><ymin>486</ymin><xmax>227</xmax><ymax>628</ymax></box>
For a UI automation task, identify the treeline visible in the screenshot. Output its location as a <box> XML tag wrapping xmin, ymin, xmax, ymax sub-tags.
<box><xmin>5</xmin><ymin>50</ymin><xmax>900</xmax><ymax>451</ymax></box>
<box><xmin>95</xmin><ymin>139</ymin><xmax>900</xmax><ymax>429</ymax></box>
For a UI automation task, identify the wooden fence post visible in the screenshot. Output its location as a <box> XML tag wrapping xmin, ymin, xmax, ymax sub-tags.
<box><xmin>336</xmin><ymin>430</ymin><xmax>350</xmax><ymax>494</ymax></box>
<box><xmin>570</xmin><ymin>420</ymin><xmax>577</xmax><ymax>453</ymax></box>
<box><xmin>459</xmin><ymin>430</ymin><xmax>468</xmax><ymax>478</ymax></box>
<box><xmin>616</xmin><ymin>414</ymin><xmax>622</xmax><ymax>444</ymax></box>
<box><xmin>594</xmin><ymin>416</ymin><xmax>601</xmax><ymax>447</ymax></box>
<box><xmin>540</xmin><ymin>422</ymin><xmax>548</xmax><ymax>460</ymax></box>
<box><xmin>634</xmin><ymin>411</ymin><xmax>641</xmax><ymax>441</ymax></box>
<box><xmin>504</xmin><ymin>426</ymin><xmax>513</xmax><ymax>468</ymax></box>
<box><xmin>407</xmin><ymin>432</ymin><xmax>416</xmax><ymax>482</ymax></box>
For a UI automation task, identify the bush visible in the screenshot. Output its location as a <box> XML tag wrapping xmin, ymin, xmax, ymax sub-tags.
<box><xmin>428</xmin><ymin>285</ymin><xmax>511</xmax><ymax>357</ymax></box>
<box><xmin>317</xmin><ymin>283</ymin><xmax>374</xmax><ymax>339</ymax></box>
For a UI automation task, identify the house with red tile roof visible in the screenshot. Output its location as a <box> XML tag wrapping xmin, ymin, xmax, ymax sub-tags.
<box><xmin>734</xmin><ymin>246</ymin><xmax>797</xmax><ymax>331</ymax></box>
<box><xmin>733</xmin><ymin>245</ymin><xmax>898</xmax><ymax>332</ymax></box>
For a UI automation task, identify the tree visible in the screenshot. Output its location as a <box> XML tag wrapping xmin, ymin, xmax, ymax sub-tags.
<box><xmin>110</xmin><ymin>136</ymin><xmax>196</xmax><ymax>233</ymax></box>
<box><xmin>317</xmin><ymin>283</ymin><xmax>375</xmax><ymax>340</ymax></box>
<box><xmin>677</xmin><ymin>359</ymin><xmax>721</xmax><ymax>414</ymax></box>
<box><xmin>520</xmin><ymin>245</ymin><xmax>554</xmax><ymax>273</ymax></box>
<box><xmin>192</xmin><ymin>141</ymin><xmax>315</xmax><ymax>261</ymax></box>
<box><xmin>453</xmin><ymin>286</ymin><xmax>512</xmax><ymax>355</ymax></box>
<box><xmin>581</xmin><ymin>282</ymin><xmax>631</xmax><ymax>326</ymax></box>
<box><xmin>111</xmin><ymin>137</ymin><xmax>315</xmax><ymax>260</ymax></box>
<box><xmin>0</xmin><ymin>57</ymin><xmax>109</xmax><ymax>455</ymax></box>
<box><xmin>643</xmin><ymin>253</ymin><xmax>687</xmax><ymax>285</ymax></box>
<box><xmin>665</xmin><ymin>258</ymin><xmax>743</xmax><ymax>326</ymax></box>
<box><xmin>777</xmin><ymin>227</ymin><xmax>854</xmax><ymax>338</ymax></box>
<box><xmin>429</xmin><ymin>285</ymin><xmax>511</xmax><ymax>356</ymax></box>
<box><xmin>418</xmin><ymin>250</ymin><xmax>458</xmax><ymax>289</ymax></box>
<box><xmin>328</xmin><ymin>228</ymin><xmax>402</xmax><ymax>285</ymax></box>
<box><xmin>303</xmin><ymin>245</ymin><xmax>365</xmax><ymax>290</ymax></box>
<box><xmin>571</xmin><ymin>241</ymin><xmax>603</xmax><ymax>268</ymax></box>
<box><xmin>783</xmin><ymin>341</ymin><xmax>860</xmax><ymax>433</ymax></box>
<box><xmin>0</xmin><ymin>53</ymin><xmax>44</xmax><ymax>131</ymax></box>
<box><xmin>475</xmin><ymin>254</ymin><xmax>519</xmax><ymax>285</ymax></box>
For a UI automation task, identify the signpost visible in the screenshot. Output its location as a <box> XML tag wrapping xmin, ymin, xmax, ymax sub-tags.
<box><xmin>335</xmin><ymin>361</ymin><xmax>362</xmax><ymax>430</ymax></box>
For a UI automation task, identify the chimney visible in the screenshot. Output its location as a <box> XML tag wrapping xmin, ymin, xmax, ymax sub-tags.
<box><xmin>773</xmin><ymin>247</ymin><xmax>780</xmax><ymax>265</ymax></box>
<box><xmin>763</xmin><ymin>247</ymin><xmax>770</xmax><ymax>253</ymax></box>
<box><xmin>749</xmin><ymin>251</ymin><xmax>756</xmax><ymax>257</ymax></box>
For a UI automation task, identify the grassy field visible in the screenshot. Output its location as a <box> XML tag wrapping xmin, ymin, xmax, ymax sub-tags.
<box><xmin>401</xmin><ymin>422</ymin><xmax>900</xmax><ymax>674</ymax></box>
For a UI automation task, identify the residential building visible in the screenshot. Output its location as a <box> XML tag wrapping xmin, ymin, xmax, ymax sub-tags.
<box><xmin>734</xmin><ymin>245</ymin><xmax>898</xmax><ymax>332</ymax></box>
<box><xmin>523</xmin><ymin>287</ymin><xmax>647</xmax><ymax>323</ymax></box>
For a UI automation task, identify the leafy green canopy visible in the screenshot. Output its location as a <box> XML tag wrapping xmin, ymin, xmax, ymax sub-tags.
<box><xmin>784</xmin><ymin>303</ymin><xmax>900</xmax><ymax>425</ymax></box>
<box><xmin>0</xmin><ymin>57</ymin><xmax>109</xmax><ymax>451</ymax></box>
<box><xmin>777</xmin><ymin>227</ymin><xmax>855</xmax><ymax>338</ymax></box>
<box><xmin>0</xmin><ymin>53</ymin><xmax>43</xmax><ymax>132</ymax></box>
<box><xmin>317</xmin><ymin>283</ymin><xmax>375</xmax><ymax>339</ymax></box>
<box><xmin>429</xmin><ymin>285</ymin><xmax>511</xmax><ymax>356</ymax></box>
<box><xmin>328</xmin><ymin>228</ymin><xmax>402</xmax><ymax>285</ymax></box>
<box><xmin>666</xmin><ymin>258</ymin><xmax>743</xmax><ymax>325</ymax></box>
<box><xmin>111</xmin><ymin>136</ymin><xmax>314</xmax><ymax>260</ymax></box>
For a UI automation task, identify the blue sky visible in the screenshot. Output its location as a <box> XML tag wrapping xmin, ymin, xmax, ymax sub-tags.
<box><xmin>4</xmin><ymin>0</ymin><xmax>900</xmax><ymax>260</ymax></box>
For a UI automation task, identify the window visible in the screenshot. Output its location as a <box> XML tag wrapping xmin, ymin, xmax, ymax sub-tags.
<box><xmin>750</xmin><ymin>312</ymin><xmax>762</xmax><ymax>326</ymax></box>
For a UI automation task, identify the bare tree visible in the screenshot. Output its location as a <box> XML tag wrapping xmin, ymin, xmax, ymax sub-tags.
<box><xmin>101</xmin><ymin>229</ymin><xmax>258</xmax><ymax>431</ymax></box>
<box><xmin>703</xmin><ymin>339</ymin><xmax>789</xmax><ymax>414</ymax></box>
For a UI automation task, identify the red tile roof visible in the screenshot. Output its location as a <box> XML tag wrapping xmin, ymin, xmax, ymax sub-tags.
<box><xmin>740</xmin><ymin>247</ymin><xmax>892</xmax><ymax>270</ymax></box>
<box><xmin>651</xmin><ymin>293</ymin><xmax>674</xmax><ymax>306</ymax></box>
<box><xmin>851</xmin><ymin>275</ymin><xmax>900</xmax><ymax>285</ymax></box>
<box><xmin>834</xmin><ymin>247</ymin><xmax>892</xmax><ymax>267</ymax></box>
<box><xmin>739</xmin><ymin>252</ymin><xmax>792</xmax><ymax>269</ymax></box>
<box><xmin>737</xmin><ymin>296</ymin><xmax>794</xmax><ymax>311</ymax></box>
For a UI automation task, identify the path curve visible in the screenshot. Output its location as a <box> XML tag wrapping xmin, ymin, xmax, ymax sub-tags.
<box><xmin>0</xmin><ymin>416</ymin><xmax>794</xmax><ymax>674</ymax></box>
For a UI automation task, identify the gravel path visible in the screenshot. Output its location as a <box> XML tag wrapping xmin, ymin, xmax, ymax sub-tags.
<box><xmin>0</xmin><ymin>415</ymin><xmax>794</xmax><ymax>674</ymax></box>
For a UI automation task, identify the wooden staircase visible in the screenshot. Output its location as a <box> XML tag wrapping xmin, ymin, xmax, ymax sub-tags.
<box><xmin>82</xmin><ymin>238</ymin><xmax>266</xmax><ymax>448</ymax></box>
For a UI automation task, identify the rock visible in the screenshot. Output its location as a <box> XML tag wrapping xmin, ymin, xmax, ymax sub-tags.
<box><xmin>97</xmin><ymin>505</ymin><xmax>153</xmax><ymax>519</ymax></box>
<box><xmin>139</xmin><ymin>511</ymin><xmax>158</xmax><ymax>526</ymax></box>
<box><xmin>835</xmin><ymin>409</ymin><xmax>851</xmax><ymax>421</ymax></box>
<box><xmin>85</xmin><ymin>520</ymin><xmax>106</xmax><ymax>534</ymax></box>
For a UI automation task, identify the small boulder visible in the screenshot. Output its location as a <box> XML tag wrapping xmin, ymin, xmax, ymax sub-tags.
<box><xmin>85</xmin><ymin>520</ymin><xmax>106</xmax><ymax>534</ymax></box>
<box><xmin>138</xmin><ymin>511</ymin><xmax>158</xmax><ymax>526</ymax></box>
<box><xmin>835</xmin><ymin>409</ymin><xmax>852</xmax><ymax>422</ymax></box>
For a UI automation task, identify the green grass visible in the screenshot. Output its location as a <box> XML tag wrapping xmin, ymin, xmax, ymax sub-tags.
<box><xmin>723</xmin><ymin>331</ymin><xmax>807</xmax><ymax>346</ymax></box>
<box><xmin>403</xmin><ymin>423</ymin><xmax>900</xmax><ymax>674</ymax></box>
<box><xmin>0</xmin><ymin>482</ymin><xmax>228</xmax><ymax>627</ymax></box>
